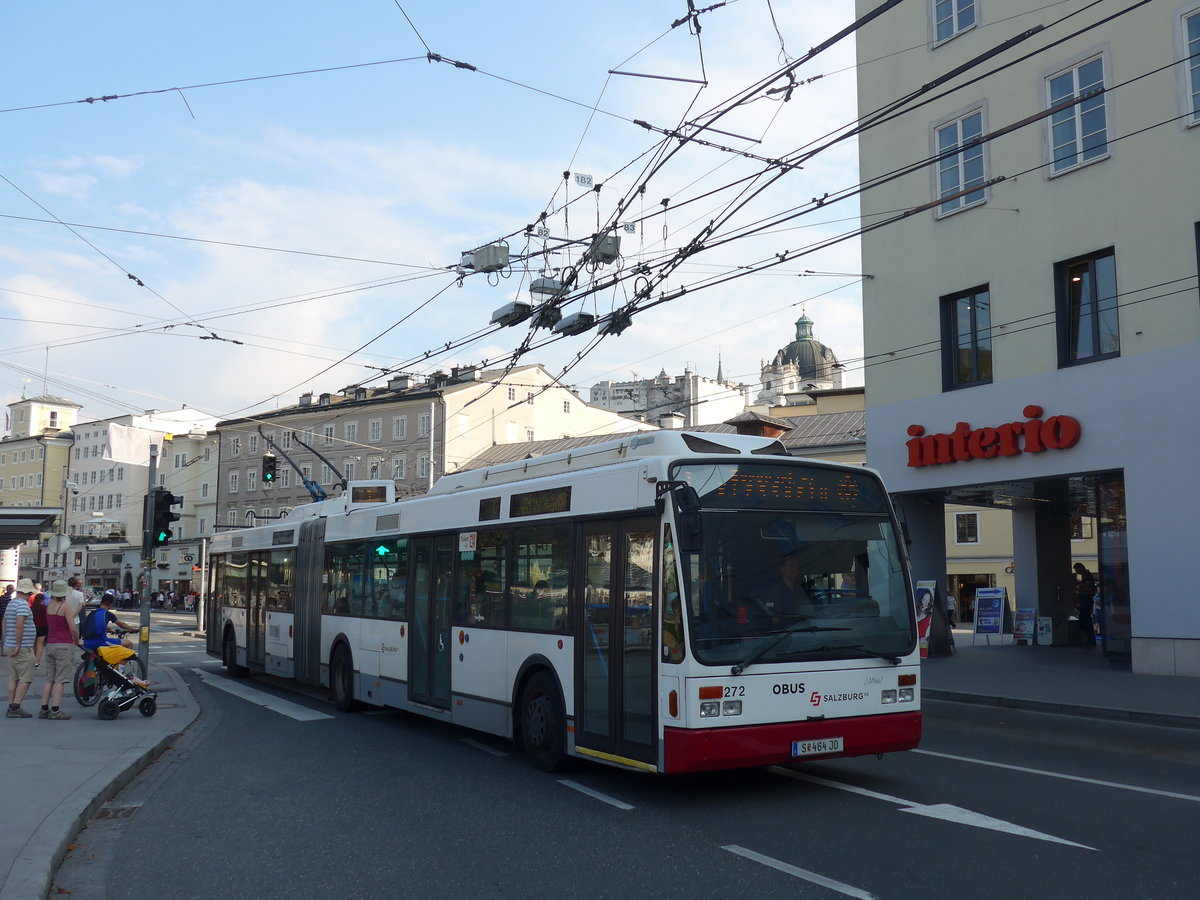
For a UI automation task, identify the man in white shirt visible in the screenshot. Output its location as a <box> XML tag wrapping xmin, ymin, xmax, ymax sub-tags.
<box><xmin>66</xmin><ymin>576</ymin><xmax>87</xmax><ymax>622</ymax></box>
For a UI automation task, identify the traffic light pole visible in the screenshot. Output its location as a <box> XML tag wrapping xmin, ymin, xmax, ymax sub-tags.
<box><xmin>137</xmin><ymin>444</ymin><xmax>158</xmax><ymax>672</ymax></box>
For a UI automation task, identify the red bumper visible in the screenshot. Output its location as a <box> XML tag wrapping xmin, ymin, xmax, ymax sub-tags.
<box><xmin>663</xmin><ymin>711</ymin><xmax>922</xmax><ymax>773</ymax></box>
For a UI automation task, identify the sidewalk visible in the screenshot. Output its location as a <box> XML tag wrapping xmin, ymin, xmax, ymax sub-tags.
<box><xmin>0</xmin><ymin>660</ymin><xmax>199</xmax><ymax>900</ymax></box>
<box><xmin>3</xmin><ymin>632</ymin><xmax>1198</xmax><ymax>900</ymax></box>
<box><xmin>923</xmin><ymin>629</ymin><xmax>1200</xmax><ymax>730</ymax></box>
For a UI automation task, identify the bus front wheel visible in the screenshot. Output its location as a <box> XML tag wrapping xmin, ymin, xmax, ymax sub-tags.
<box><xmin>520</xmin><ymin>671</ymin><xmax>567</xmax><ymax>772</ymax></box>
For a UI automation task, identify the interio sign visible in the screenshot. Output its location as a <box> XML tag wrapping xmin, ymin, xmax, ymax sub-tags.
<box><xmin>906</xmin><ymin>405</ymin><xmax>1081</xmax><ymax>468</ymax></box>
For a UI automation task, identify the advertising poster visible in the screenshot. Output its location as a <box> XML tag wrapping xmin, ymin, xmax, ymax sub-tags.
<box><xmin>974</xmin><ymin>587</ymin><xmax>1006</xmax><ymax>636</ymax></box>
<box><xmin>915</xmin><ymin>580</ymin><xmax>937</xmax><ymax>658</ymax></box>
<box><xmin>1014</xmin><ymin>608</ymin><xmax>1036</xmax><ymax>643</ymax></box>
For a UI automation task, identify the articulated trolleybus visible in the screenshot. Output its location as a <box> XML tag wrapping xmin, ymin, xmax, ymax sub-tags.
<box><xmin>206</xmin><ymin>431</ymin><xmax>921</xmax><ymax>773</ymax></box>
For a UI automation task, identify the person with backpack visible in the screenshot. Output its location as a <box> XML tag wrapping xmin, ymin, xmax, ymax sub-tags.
<box><xmin>81</xmin><ymin>593</ymin><xmax>138</xmax><ymax>651</ymax></box>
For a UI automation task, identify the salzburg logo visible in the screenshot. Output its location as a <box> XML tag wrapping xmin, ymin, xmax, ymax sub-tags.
<box><xmin>809</xmin><ymin>691</ymin><xmax>822</xmax><ymax>707</ymax></box>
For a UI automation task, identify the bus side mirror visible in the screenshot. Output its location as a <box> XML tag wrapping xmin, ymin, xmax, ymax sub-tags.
<box><xmin>670</xmin><ymin>484</ymin><xmax>702</xmax><ymax>553</ymax></box>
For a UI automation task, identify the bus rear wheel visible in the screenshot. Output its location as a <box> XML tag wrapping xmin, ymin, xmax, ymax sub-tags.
<box><xmin>330</xmin><ymin>644</ymin><xmax>355</xmax><ymax>712</ymax></box>
<box><xmin>223</xmin><ymin>630</ymin><xmax>248</xmax><ymax>678</ymax></box>
<box><xmin>520</xmin><ymin>671</ymin><xmax>567</xmax><ymax>772</ymax></box>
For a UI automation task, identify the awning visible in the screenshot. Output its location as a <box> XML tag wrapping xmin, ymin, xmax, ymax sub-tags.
<box><xmin>0</xmin><ymin>508</ymin><xmax>62</xmax><ymax>550</ymax></box>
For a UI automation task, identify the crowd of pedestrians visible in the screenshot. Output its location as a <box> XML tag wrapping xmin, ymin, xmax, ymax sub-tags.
<box><xmin>2</xmin><ymin>577</ymin><xmax>199</xmax><ymax>719</ymax></box>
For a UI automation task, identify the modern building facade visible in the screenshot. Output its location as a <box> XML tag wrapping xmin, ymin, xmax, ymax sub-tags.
<box><xmin>856</xmin><ymin>1</ymin><xmax>1200</xmax><ymax>674</ymax></box>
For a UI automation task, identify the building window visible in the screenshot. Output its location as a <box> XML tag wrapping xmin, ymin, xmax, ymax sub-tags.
<box><xmin>941</xmin><ymin>285</ymin><xmax>992</xmax><ymax>390</ymax></box>
<box><xmin>117</xmin><ymin>467</ymin><xmax>124</xmax><ymax>481</ymax></box>
<box><xmin>344</xmin><ymin>462</ymin><xmax>356</xmax><ymax>481</ymax></box>
<box><xmin>393</xmin><ymin>458</ymin><xmax>406</xmax><ymax>480</ymax></box>
<box><xmin>933</xmin><ymin>0</ymin><xmax>975</xmax><ymax>43</ymax></box>
<box><xmin>418</xmin><ymin>457</ymin><xmax>429</xmax><ymax>479</ymax></box>
<box><xmin>281</xmin><ymin>468</ymin><xmax>291</xmax><ymax>489</ymax></box>
<box><xmin>230</xmin><ymin>437</ymin><xmax>240</xmax><ymax>456</ymax></box>
<box><xmin>368</xmin><ymin>419</ymin><xmax>382</xmax><ymax>443</ymax></box>
<box><xmin>525</xmin><ymin>428</ymin><xmax>535</xmax><ymax>442</ymax></box>
<box><xmin>955</xmin><ymin>512</ymin><xmax>979</xmax><ymax>544</ymax></box>
<box><xmin>248</xmin><ymin>469</ymin><xmax>258</xmax><ymax>490</ymax></box>
<box><xmin>507</xmin><ymin>387</ymin><xmax>517</xmax><ymax>402</ymax></box>
<box><xmin>248</xmin><ymin>434</ymin><xmax>258</xmax><ymax>454</ymax></box>
<box><xmin>345</xmin><ymin>422</ymin><xmax>358</xmax><ymax>444</ymax></box>
<box><xmin>201</xmin><ymin>482</ymin><xmax>209</xmax><ymax>499</ymax></box>
<box><xmin>281</xmin><ymin>431</ymin><xmax>292</xmax><ymax>450</ymax></box>
<box><xmin>227</xmin><ymin>510</ymin><xmax>237</xmax><ymax>527</ymax></box>
<box><xmin>1047</xmin><ymin>57</ymin><xmax>1107</xmax><ymax>173</ymax></box>
<box><xmin>323</xmin><ymin>426</ymin><xmax>335</xmax><ymax>446</ymax></box>
<box><xmin>199</xmin><ymin>517</ymin><xmax>207</xmax><ymax>535</ymax></box>
<box><xmin>229</xmin><ymin>472</ymin><xmax>239</xmax><ymax>493</ymax></box>
<box><xmin>1056</xmin><ymin>249</ymin><xmax>1119</xmax><ymax>366</ymax></box>
<box><xmin>393</xmin><ymin>416</ymin><xmax>406</xmax><ymax>440</ymax></box>
<box><xmin>526</xmin><ymin>392</ymin><xmax>535</xmax><ymax>406</ymax></box>
<box><xmin>418</xmin><ymin>414</ymin><xmax>431</xmax><ymax>437</ymax></box>
<box><xmin>1069</xmin><ymin>516</ymin><xmax>1094</xmax><ymax>540</ymax></box>
<box><xmin>1185</xmin><ymin>11</ymin><xmax>1200</xmax><ymax>124</ymax></box>
<box><xmin>935</xmin><ymin>110</ymin><xmax>985</xmax><ymax>214</ymax></box>
<box><xmin>563</xmin><ymin>400</ymin><xmax>571</xmax><ymax>414</ymax></box>
<box><xmin>321</xmin><ymin>464</ymin><xmax>332</xmax><ymax>485</ymax></box>
<box><xmin>115</xmin><ymin>494</ymin><xmax>122</xmax><ymax>509</ymax></box>
<box><xmin>245</xmin><ymin>511</ymin><xmax>257</xmax><ymax>526</ymax></box>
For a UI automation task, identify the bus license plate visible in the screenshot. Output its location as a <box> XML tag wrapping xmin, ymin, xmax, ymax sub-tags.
<box><xmin>792</xmin><ymin>737</ymin><xmax>843</xmax><ymax>757</ymax></box>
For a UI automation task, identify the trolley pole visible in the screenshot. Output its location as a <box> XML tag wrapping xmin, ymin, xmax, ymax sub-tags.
<box><xmin>137</xmin><ymin>444</ymin><xmax>158</xmax><ymax>671</ymax></box>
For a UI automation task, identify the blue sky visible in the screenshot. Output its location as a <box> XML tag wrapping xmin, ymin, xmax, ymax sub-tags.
<box><xmin>1</xmin><ymin>1</ymin><xmax>864</xmax><ymax>425</ymax></box>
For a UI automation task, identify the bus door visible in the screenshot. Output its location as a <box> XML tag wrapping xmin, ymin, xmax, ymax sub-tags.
<box><xmin>246</xmin><ymin>553</ymin><xmax>267</xmax><ymax>670</ymax></box>
<box><xmin>576</xmin><ymin>518</ymin><xmax>657</xmax><ymax>767</ymax></box>
<box><xmin>409</xmin><ymin>534</ymin><xmax>455</xmax><ymax>708</ymax></box>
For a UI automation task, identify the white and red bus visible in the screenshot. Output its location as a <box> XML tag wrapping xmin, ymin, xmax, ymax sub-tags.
<box><xmin>206</xmin><ymin>431</ymin><xmax>921</xmax><ymax>773</ymax></box>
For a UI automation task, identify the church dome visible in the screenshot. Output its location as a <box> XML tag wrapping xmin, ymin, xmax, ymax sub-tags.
<box><xmin>772</xmin><ymin>314</ymin><xmax>839</xmax><ymax>381</ymax></box>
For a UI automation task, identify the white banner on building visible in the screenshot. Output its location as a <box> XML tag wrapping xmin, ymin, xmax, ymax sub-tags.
<box><xmin>103</xmin><ymin>423</ymin><xmax>162</xmax><ymax>466</ymax></box>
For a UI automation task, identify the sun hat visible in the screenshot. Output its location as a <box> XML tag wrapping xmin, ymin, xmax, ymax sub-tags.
<box><xmin>51</xmin><ymin>580</ymin><xmax>70</xmax><ymax>597</ymax></box>
<box><xmin>15</xmin><ymin>577</ymin><xmax>36</xmax><ymax>593</ymax></box>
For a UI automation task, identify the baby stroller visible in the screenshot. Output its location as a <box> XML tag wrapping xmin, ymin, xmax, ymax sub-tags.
<box><xmin>73</xmin><ymin>643</ymin><xmax>158</xmax><ymax>720</ymax></box>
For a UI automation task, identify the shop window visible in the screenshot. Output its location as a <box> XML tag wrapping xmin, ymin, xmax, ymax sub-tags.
<box><xmin>1055</xmin><ymin>248</ymin><xmax>1119</xmax><ymax>367</ymax></box>
<box><xmin>955</xmin><ymin>512</ymin><xmax>980</xmax><ymax>544</ymax></box>
<box><xmin>1070</xmin><ymin>516</ymin><xmax>1094</xmax><ymax>541</ymax></box>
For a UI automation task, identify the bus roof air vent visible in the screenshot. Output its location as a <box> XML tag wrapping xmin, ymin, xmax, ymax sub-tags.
<box><xmin>681</xmin><ymin>433</ymin><xmax>740</xmax><ymax>455</ymax></box>
<box><xmin>750</xmin><ymin>440</ymin><xmax>790</xmax><ymax>456</ymax></box>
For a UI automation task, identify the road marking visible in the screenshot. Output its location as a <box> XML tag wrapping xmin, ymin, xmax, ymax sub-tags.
<box><xmin>722</xmin><ymin>845</ymin><xmax>875</xmax><ymax>899</ymax></box>
<box><xmin>558</xmin><ymin>779</ymin><xmax>634</xmax><ymax>810</ymax></box>
<box><xmin>191</xmin><ymin>668</ymin><xmax>333</xmax><ymax>721</ymax></box>
<box><xmin>769</xmin><ymin>766</ymin><xmax>1095</xmax><ymax>850</ymax></box>
<box><xmin>914</xmin><ymin>748</ymin><xmax>1200</xmax><ymax>804</ymax></box>
<box><xmin>461</xmin><ymin>738</ymin><xmax>509</xmax><ymax>757</ymax></box>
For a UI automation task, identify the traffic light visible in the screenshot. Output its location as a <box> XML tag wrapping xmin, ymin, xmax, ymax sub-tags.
<box><xmin>151</xmin><ymin>488</ymin><xmax>182</xmax><ymax>546</ymax></box>
<box><xmin>262</xmin><ymin>453</ymin><xmax>278</xmax><ymax>483</ymax></box>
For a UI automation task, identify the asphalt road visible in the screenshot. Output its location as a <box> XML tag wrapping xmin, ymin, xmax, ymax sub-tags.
<box><xmin>54</xmin><ymin>620</ymin><xmax>1199</xmax><ymax>900</ymax></box>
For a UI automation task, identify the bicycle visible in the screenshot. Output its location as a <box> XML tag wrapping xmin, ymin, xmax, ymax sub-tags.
<box><xmin>72</xmin><ymin>632</ymin><xmax>146</xmax><ymax>708</ymax></box>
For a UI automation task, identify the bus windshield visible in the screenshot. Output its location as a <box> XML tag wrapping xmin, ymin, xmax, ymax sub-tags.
<box><xmin>671</xmin><ymin>462</ymin><xmax>915</xmax><ymax>668</ymax></box>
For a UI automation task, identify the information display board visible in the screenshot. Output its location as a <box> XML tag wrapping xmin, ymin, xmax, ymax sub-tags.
<box><xmin>974</xmin><ymin>587</ymin><xmax>1007</xmax><ymax>636</ymax></box>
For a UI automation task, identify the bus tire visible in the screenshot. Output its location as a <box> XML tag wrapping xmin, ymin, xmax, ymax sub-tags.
<box><xmin>330</xmin><ymin>643</ymin><xmax>356</xmax><ymax>712</ymax></box>
<box><xmin>519</xmin><ymin>670</ymin><xmax>567</xmax><ymax>772</ymax></box>
<box><xmin>223</xmin><ymin>629</ymin><xmax>248</xmax><ymax>678</ymax></box>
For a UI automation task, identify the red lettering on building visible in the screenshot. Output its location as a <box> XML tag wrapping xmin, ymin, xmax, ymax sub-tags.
<box><xmin>906</xmin><ymin>408</ymin><xmax>1081</xmax><ymax>468</ymax></box>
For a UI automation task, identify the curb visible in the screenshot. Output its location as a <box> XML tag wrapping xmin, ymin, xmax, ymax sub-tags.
<box><xmin>0</xmin><ymin>664</ymin><xmax>200</xmax><ymax>900</ymax></box>
<box><xmin>924</xmin><ymin>689</ymin><xmax>1200</xmax><ymax>731</ymax></box>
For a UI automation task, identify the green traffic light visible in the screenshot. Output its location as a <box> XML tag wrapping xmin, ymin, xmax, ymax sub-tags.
<box><xmin>375</xmin><ymin>544</ymin><xmax>389</xmax><ymax>557</ymax></box>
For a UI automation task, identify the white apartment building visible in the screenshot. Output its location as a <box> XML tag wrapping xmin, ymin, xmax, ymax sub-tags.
<box><xmin>65</xmin><ymin>408</ymin><xmax>218</xmax><ymax>592</ymax></box>
<box><xmin>856</xmin><ymin>1</ymin><xmax>1200</xmax><ymax>675</ymax></box>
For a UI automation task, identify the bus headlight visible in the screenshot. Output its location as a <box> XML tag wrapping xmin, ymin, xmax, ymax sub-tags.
<box><xmin>721</xmin><ymin>700</ymin><xmax>742</xmax><ymax>716</ymax></box>
<box><xmin>898</xmin><ymin>687</ymin><xmax>915</xmax><ymax>703</ymax></box>
<box><xmin>880</xmin><ymin>689</ymin><xmax>897</xmax><ymax>704</ymax></box>
<box><xmin>700</xmin><ymin>700</ymin><xmax>721</xmax><ymax>718</ymax></box>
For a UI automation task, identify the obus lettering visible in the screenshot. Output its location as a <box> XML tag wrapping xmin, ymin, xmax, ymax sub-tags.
<box><xmin>772</xmin><ymin>682</ymin><xmax>806</xmax><ymax>695</ymax></box>
<box><xmin>906</xmin><ymin>405</ymin><xmax>1081</xmax><ymax>468</ymax></box>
